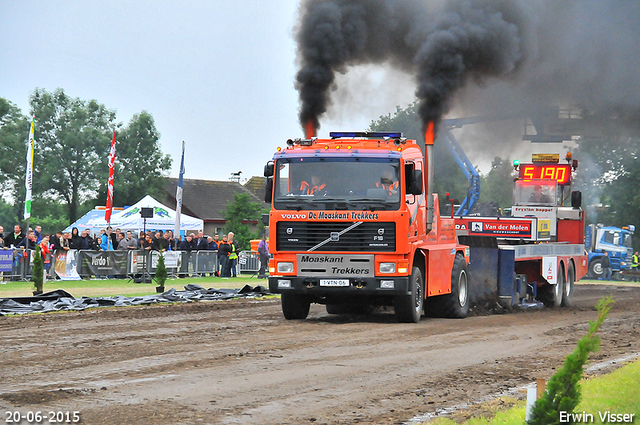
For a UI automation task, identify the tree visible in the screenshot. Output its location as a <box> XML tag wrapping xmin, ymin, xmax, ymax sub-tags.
<box><xmin>223</xmin><ymin>192</ymin><xmax>266</xmax><ymax>251</ymax></box>
<box><xmin>29</xmin><ymin>88</ymin><xmax>116</xmax><ymax>223</ymax></box>
<box><xmin>0</xmin><ymin>98</ymin><xmax>30</xmax><ymax>218</ymax></box>
<box><xmin>479</xmin><ymin>157</ymin><xmax>517</xmax><ymax>209</ymax></box>
<box><xmin>95</xmin><ymin>111</ymin><xmax>172</xmax><ymax>208</ymax></box>
<box><xmin>368</xmin><ymin>103</ymin><xmax>469</xmax><ymax>209</ymax></box>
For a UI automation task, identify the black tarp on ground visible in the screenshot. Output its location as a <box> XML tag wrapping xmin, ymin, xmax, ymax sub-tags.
<box><xmin>0</xmin><ymin>284</ymin><xmax>270</xmax><ymax>316</ymax></box>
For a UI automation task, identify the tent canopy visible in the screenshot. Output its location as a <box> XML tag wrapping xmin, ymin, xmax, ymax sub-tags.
<box><xmin>64</xmin><ymin>195</ymin><xmax>203</xmax><ymax>235</ymax></box>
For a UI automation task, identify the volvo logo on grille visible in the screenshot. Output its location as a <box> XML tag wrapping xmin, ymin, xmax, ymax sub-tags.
<box><xmin>286</xmin><ymin>228</ymin><xmax>293</xmax><ymax>235</ymax></box>
<box><xmin>378</xmin><ymin>228</ymin><xmax>385</xmax><ymax>235</ymax></box>
<box><xmin>330</xmin><ymin>232</ymin><xmax>339</xmax><ymax>241</ymax></box>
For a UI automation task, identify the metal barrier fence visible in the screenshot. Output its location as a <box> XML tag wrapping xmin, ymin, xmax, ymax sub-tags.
<box><xmin>1</xmin><ymin>249</ymin><xmax>270</xmax><ymax>281</ymax></box>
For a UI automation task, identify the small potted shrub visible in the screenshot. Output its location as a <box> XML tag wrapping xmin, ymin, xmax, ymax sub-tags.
<box><xmin>32</xmin><ymin>245</ymin><xmax>44</xmax><ymax>295</ymax></box>
<box><xmin>154</xmin><ymin>251</ymin><xmax>167</xmax><ymax>293</ymax></box>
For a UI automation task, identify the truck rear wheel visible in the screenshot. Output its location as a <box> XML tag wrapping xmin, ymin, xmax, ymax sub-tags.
<box><xmin>394</xmin><ymin>266</ymin><xmax>424</xmax><ymax>323</ymax></box>
<box><xmin>281</xmin><ymin>293</ymin><xmax>311</xmax><ymax>320</ymax></box>
<box><xmin>562</xmin><ymin>263</ymin><xmax>575</xmax><ymax>307</ymax></box>
<box><xmin>441</xmin><ymin>254</ymin><xmax>470</xmax><ymax>318</ymax></box>
<box><xmin>541</xmin><ymin>266</ymin><xmax>564</xmax><ymax>308</ymax></box>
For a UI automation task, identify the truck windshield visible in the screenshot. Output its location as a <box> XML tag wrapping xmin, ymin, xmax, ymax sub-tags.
<box><xmin>513</xmin><ymin>179</ymin><xmax>557</xmax><ymax>206</ymax></box>
<box><xmin>273</xmin><ymin>157</ymin><xmax>401</xmax><ymax>211</ymax></box>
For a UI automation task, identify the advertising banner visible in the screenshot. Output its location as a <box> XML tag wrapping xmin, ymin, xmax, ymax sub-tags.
<box><xmin>54</xmin><ymin>250</ymin><xmax>81</xmax><ymax>280</ymax></box>
<box><xmin>81</xmin><ymin>251</ymin><xmax>127</xmax><ymax>276</ymax></box>
<box><xmin>455</xmin><ymin>217</ymin><xmax>541</xmax><ymax>240</ymax></box>
<box><xmin>0</xmin><ymin>249</ymin><xmax>13</xmax><ymax>272</ymax></box>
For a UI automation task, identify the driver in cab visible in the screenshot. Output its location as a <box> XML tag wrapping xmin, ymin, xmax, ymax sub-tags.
<box><xmin>376</xmin><ymin>169</ymin><xmax>399</xmax><ymax>195</ymax></box>
<box><xmin>299</xmin><ymin>175</ymin><xmax>326</xmax><ymax>195</ymax></box>
<box><xmin>530</xmin><ymin>184</ymin><xmax>552</xmax><ymax>204</ymax></box>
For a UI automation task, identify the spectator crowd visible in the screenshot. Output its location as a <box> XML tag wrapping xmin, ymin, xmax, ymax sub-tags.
<box><xmin>0</xmin><ymin>224</ymin><xmax>248</xmax><ymax>278</ymax></box>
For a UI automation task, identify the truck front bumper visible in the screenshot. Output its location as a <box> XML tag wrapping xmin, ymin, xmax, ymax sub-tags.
<box><xmin>268</xmin><ymin>276</ymin><xmax>410</xmax><ymax>296</ymax></box>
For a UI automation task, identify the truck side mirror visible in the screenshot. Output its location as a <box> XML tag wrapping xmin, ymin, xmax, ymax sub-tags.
<box><xmin>264</xmin><ymin>161</ymin><xmax>274</xmax><ymax>177</ymax></box>
<box><xmin>571</xmin><ymin>190</ymin><xmax>582</xmax><ymax>208</ymax></box>
<box><xmin>408</xmin><ymin>170</ymin><xmax>423</xmax><ymax>195</ymax></box>
<box><xmin>261</xmin><ymin>213</ymin><xmax>270</xmax><ymax>225</ymax></box>
<box><xmin>264</xmin><ymin>176</ymin><xmax>273</xmax><ymax>203</ymax></box>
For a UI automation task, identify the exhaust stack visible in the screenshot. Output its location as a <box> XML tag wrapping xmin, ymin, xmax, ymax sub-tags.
<box><xmin>304</xmin><ymin>120</ymin><xmax>316</xmax><ymax>139</ymax></box>
<box><xmin>424</xmin><ymin>122</ymin><xmax>435</xmax><ymax>232</ymax></box>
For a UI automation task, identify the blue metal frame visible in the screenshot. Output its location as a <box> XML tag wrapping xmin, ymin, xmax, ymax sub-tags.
<box><xmin>438</xmin><ymin>128</ymin><xmax>481</xmax><ymax>216</ymax></box>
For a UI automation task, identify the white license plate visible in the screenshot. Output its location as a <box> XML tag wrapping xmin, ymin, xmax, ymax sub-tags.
<box><xmin>319</xmin><ymin>279</ymin><xmax>350</xmax><ymax>287</ymax></box>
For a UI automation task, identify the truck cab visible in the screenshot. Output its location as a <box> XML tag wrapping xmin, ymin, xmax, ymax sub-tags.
<box><xmin>585</xmin><ymin>224</ymin><xmax>634</xmax><ymax>279</ymax></box>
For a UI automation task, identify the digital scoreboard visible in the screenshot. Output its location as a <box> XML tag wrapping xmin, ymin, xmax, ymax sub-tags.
<box><xmin>518</xmin><ymin>163</ymin><xmax>572</xmax><ymax>185</ymax></box>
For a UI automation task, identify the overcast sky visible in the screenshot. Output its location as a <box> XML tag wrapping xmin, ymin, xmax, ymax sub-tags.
<box><xmin>0</xmin><ymin>0</ymin><xmax>417</xmax><ymax>183</ymax></box>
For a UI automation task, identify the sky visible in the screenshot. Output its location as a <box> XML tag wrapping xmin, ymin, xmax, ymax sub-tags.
<box><xmin>0</xmin><ymin>0</ymin><xmax>415</xmax><ymax>183</ymax></box>
<box><xmin>2</xmin><ymin>1</ymin><xmax>639</xmax><ymax>186</ymax></box>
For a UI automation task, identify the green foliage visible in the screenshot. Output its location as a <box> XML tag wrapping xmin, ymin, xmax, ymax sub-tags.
<box><xmin>94</xmin><ymin>111</ymin><xmax>172</xmax><ymax>207</ymax></box>
<box><xmin>528</xmin><ymin>296</ymin><xmax>615</xmax><ymax>425</ymax></box>
<box><xmin>153</xmin><ymin>252</ymin><xmax>167</xmax><ymax>287</ymax></box>
<box><xmin>479</xmin><ymin>157</ymin><xmax>517</xmax><ymax>209</ymax></box>
<box><xmin>31</xmin><ymin>245</ymin><xmax>44</xmax><ymax>292</ymax></box>
<box><xmin>29</xmin><ymin>88</ymin><xmax>116</xmax><ymax>222</ymax></box>
<box><xmin>368</xmin><ymin>103</ymin><xmax>472</xmax><ymax>210</ymax></box>
<box><xmin>223</xmin><ymin>192</ymin><xmax>266</xmax><ymax>251</ymax></box>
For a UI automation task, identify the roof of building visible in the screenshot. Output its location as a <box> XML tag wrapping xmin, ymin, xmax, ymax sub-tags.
<box><xmin>163</xmin><ymin>178</ymin><xmax>267</xmax><ymax>222</ymax></box>
<box><xmin>244</xmin><ymin>176</ymin><xmax>267</xmax><ymax>204</ymax></box>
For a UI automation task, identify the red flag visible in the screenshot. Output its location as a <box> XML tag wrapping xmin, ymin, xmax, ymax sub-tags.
<box><xmin>105</xmin><ymin>130</ymin><xmax>116</xmax><ymax>223</ymax></box>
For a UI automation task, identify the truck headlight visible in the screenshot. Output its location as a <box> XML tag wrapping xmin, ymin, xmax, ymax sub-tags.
<box><xmin>379</xmin><ymin>262</ymin><xmax>395</xmax><ymax>274</ymax></box>
<box><xmin>277</xmin><ymin>262</ymin><xmax>294</xmax><ymax>273</ymax></box>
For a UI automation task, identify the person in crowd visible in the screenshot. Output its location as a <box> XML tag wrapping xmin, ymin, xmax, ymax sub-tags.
<box><xmin>20</xmin><ymin>230</ymin><xmax>37</xmax><ymax>250</ymax></box>
<box><xmin>39</xmin><ymin>234</ymin><xmax>51</xmax><ymax>275</ymax></box>
<box><xmin>107</xmin><ymin>226</ymin><xmax>118</xmax><ymax>248</ymax></box>
<box><xmin>116</xmin><ymin>232</ymin><xmax>127</xmax><ymax>250</ymax></box>
<box><xmin>69</xmin><ymin>227</ymin><xmax>82</xmax><ymax>249</ymax></box>
<box><xmin>164</xmin><ymin>230</ymin><xmax>176</xmax><ymax>251</ymax></box>
<box><xmin>152</xmin><ymin>230</ymin><xmax>169</xmax><ymax>251</ymax></box>
<box><xmin>217</xmin><ymin>235</ymin><xmax>228</xmax><ymax>277</ymax></box>
<box><xmin>258</xmin><ymin>234</ymin><xmax>269</xmax><ymax>279</ymax></box>
<box><xmin>195</xmin><ymin>232</ymin><xmax>209</xmax><ymax>275</ymax></box>
<box><xmin>79</xmin><ymin>230</ymin><xmax>91</xmax><ymax>250</ymax></box>
<box><xmin>60</xmin><ymin>232</ymin><xmax>71</xmax><ymax>250</ymax></box>
<box><xmin>602</xmin><ymin>251</ymin><xmax>612</xmax><ymax>280</ymax></box>
<box><xmin>631</xmin><ymin>251</ymin><xmax>639</xmax><ymax>282</ymax></box>
<box><xmin>100</xmin><ymin>228</ymin><xmax>114</xmax><ymax>251</ymax></box>
<box><xmin>206</xmin><ymin>235</ymin><xmax>218</xmax><ymax>276</ymax></box>
<box><xmin>120</xmin><ymin>231</ymin><xmax>138</xmax><ymax>250</ymax></box>
<box><xmin>50</xmin><ymin>231</ymin><xmax>63</xmax><ymax>251</ymax></box>
<box><xmin>221</xmin><ymin>232</ymin><xmax>239</xmax><ymax>278</ymax></box>
<box><xmin>34</xmin><ymin>225</ymin><xmax>43</xmax><ymax>244</ymax></box>
<box><xmin>4</xmin><ymin>225</ymin><xmax>25</xmax><ymax>248</ymax></box>
<box><xmin>179</xmin><ymin>234</ymin><xmax>193</xmax><ymax>276</ymax></box>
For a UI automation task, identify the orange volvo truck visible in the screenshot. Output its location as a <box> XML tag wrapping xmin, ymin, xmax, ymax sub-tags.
<box><xmin>263</xmin><ymin>124</ymin><xmax>471</xmax><ymax>323</ymax></box>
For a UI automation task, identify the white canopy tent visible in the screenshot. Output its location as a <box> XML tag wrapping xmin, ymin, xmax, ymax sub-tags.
<box><xmin>65</xmin><ymin>195</ymin><xmax>203</xmax><ymax>235</ymax></box>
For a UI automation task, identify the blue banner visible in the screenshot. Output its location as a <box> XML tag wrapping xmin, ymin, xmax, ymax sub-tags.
<box><xmin>0</xmin><ymin>249</ymin><xmax>13</xmax><ymax>272</ymax></box>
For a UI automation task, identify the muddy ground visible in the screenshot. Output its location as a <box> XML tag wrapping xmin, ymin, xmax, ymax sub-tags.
<box><xmin>1</xmin><ymin>283</ymin><xmax>639</xmax><ymax>425</ymax></box>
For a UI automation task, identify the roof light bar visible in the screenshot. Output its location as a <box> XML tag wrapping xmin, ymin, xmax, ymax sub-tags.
<box><xmin>329</xmin><ymin>131</ymin><xmax>403</xmax><ymax>138</ymax></box>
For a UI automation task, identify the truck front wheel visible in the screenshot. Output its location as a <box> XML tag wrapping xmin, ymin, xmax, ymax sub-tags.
<box><xmin>442</xmin><ymin>254</ymin><xmax>470</xmax><ymax>318</ymax></box>
<box><xmin>588</xmin><ymin>258</ymin><xmax>603</xmax><ymax>279</ymax></box>
<box><xmin>541</xmin><ymin>266</ymin><xmax>564</xmax><ymax>308</ymax></box>
<box><xmin>394</xmin><ymin>267</ymin><xmax>424</xmax><ymax>323</ymax></box>
<box><xmin>281</xmin><ymin>293</ymin><xmax>311</xmax><ymax>320</ymax></box>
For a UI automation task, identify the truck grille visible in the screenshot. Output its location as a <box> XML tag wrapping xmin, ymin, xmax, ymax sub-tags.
<box><xmin>276</xmin><ymin>222</ymin><xmax>396</xmax><ymax>252</ymax></box>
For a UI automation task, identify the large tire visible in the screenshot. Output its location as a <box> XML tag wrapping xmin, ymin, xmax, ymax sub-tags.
<box><xmin>562</xmin><ymin>262</ymin><xmax>575</xmax><ymax>307</ymax></box>
<box><xmin>439</xmin><ymin>254</ymin><xmax>470</xmax><ymax>318</ymax></box>
<box><xmin>394</xmin><ymin>266</ymin><xmax>424</xmax><ymax>323</ymax></box>
<box><xmin>541</xmin><ymin>265</ymin><xmax>564</xmax><ymax>308</ymax></box>
<box><xmin>281</xmin><ymin>293</ymin><xmax>311</xmax><ymax>320</ymax></box>
<box><xmin>588</xmin><ymin>258</ymin><xmax>603</xmax><ymax>279</ymax></box>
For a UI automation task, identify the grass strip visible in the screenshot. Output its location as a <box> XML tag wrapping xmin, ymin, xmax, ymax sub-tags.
<box><xmin>425</xmin><ymin>359</ymin><xmax>640</xmax><ymax>425</ymax></box>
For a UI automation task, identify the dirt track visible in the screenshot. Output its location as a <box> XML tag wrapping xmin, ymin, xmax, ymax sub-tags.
<box><xmin>1</xmin><ymin>283</ymin><xmax>639</xmax><ymax>425</ymax></box>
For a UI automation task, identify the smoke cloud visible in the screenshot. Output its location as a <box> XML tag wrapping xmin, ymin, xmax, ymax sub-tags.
<box><xmin>295</xmin><ymin>0</ymin><xmax>529</xmax><ymax>133</ymax></box>
<box><xmin>295</xmin><ymin>0</ymin><xmax>640</xmax><ymax>137</ymax></box>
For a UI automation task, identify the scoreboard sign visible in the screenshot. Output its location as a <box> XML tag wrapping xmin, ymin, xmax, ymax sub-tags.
<box><xmin>518</xmin><ymin>163</ymin><xmax>572</xmax><ymax>185</ymax></box>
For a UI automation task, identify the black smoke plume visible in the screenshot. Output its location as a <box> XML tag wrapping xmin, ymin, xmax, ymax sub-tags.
<box><xmin>295</xmin><ymin>0</ymin><xmax>528</xmax><ymax>133</ymax></box>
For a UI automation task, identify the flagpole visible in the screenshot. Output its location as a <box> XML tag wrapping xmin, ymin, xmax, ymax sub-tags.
<box><xmin>23</xmin><ymin>116</ymin><xmax>35</xmax><ymax>260</ymax></box>
<box><xmin>105</xmin><ymin>130</ymin><xmax>116</xmax><ymax>227</ymax></box>
<box><xmin>174</xmin><ymin>141</ymin><xmax>185</xmax><ymax>238</ymax></box>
